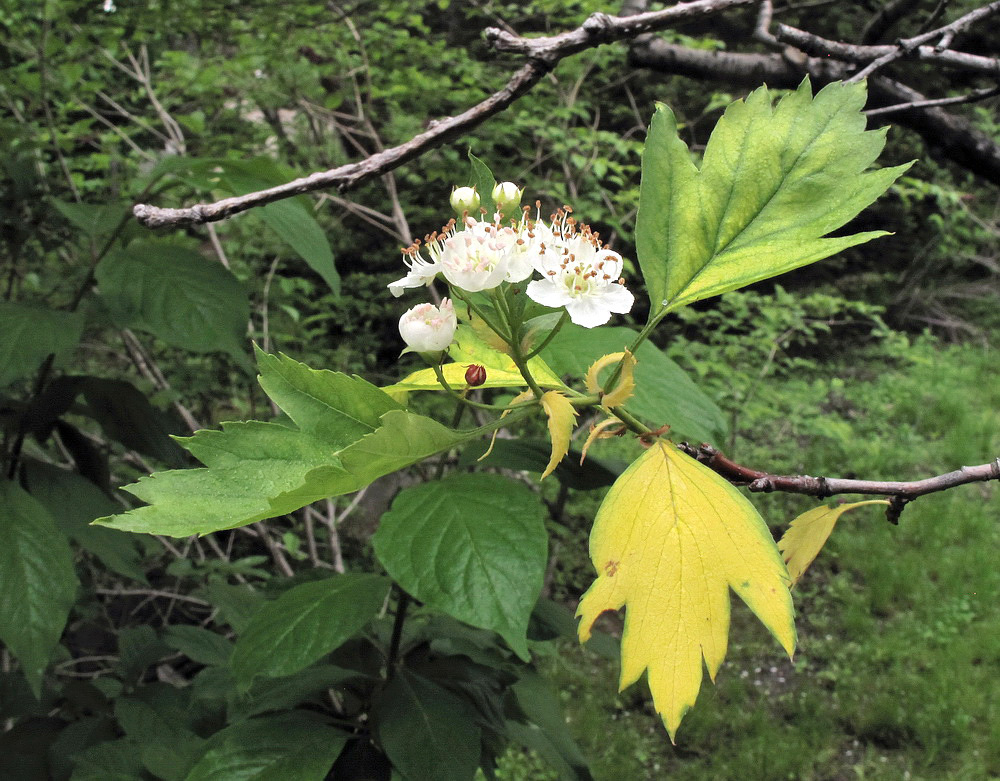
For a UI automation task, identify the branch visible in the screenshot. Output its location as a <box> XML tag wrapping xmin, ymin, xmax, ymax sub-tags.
<box><xmin>627</xmin><ymin>38</ymin><xmax>1000</xmax><ymax>186</ymax></box>
<box><xmin>677</xmin><ymin>442</ymin><xmax>1000</xmax><ymax>523</ymax></box>
<box><xmin>865</xmin><ymin>85</ymin><xmax>1000</xmax><ymax>117</ymax></box>
<box><xmin>132</xmin><ymin>0</ymin><xmax>755</xmax><ymax>227</ymax></box>
<box><xmin>774</xmin><ymin>24</ymin><xmax>1000</xmax><ymax>76</ymax></box>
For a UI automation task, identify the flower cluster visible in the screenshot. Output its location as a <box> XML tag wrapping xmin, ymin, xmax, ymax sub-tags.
<box><xmin>392</xmin><ymin>183</ymin><xmax>634</xmax><ymax>352</ymax></box>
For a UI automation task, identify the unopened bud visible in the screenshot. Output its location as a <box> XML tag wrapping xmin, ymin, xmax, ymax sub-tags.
<box><xmin>465</xmin><ymin>364</ymin><xmax>487</xmax><ymax>387</ymax></box>
<box><xmin>450</xmin><ymin>186</ymin><xmax>481</xmax><ymax>216</ymax></box>
<box><xmin>492</xmin><ymin>181</ymin><xmax>523</xmax><ymax>215</ymax></box>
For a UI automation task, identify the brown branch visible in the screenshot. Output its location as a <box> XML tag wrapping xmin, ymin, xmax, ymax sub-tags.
<box><xmin>775</xmin><ymin>24</ymin><xmax>1000</xmax><ymax>75</ymax></box>
<box><xmin>627</xmin><ymin>38</ymin><xmax>1000</xmax><ymax>186</ymax></box>
<box><xmin>677</xmin><ymin>442</ymin><xmax>1000</xmax><ymax>523</ymax></box>
<box><xmin>132</xmin><ymin>0</ymin><xmax>755</xmax><ymax>227</ymax></box>
<box><xmin>845</xmin><ymin>0</ymin><xmax>1000</xmax><ymax>82</ymax></box>
<box><xmin>865</xmin><ymin>85</ymin><xmax>1000</xmax><ymax>117</ymax></box>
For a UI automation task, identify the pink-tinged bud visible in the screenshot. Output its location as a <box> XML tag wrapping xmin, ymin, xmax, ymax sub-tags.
<box><xmin>450</xmin><ymin>186</ymin><xmax>481</xmax><ymax>216</ymax></box>
<box><xmin>398</xmin><ymin>298</ymin><xmax>457</xmax><ymax>353</ymax></box>
<box><xmin>465</xmin><ymin>364</ymin><xmax>487</xmax><ymax>387</ymax></box>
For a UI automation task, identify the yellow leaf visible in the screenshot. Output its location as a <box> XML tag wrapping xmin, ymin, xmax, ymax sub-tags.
<box><xmin>539</xmin><ymin>391</ymin><xmax>578</xmax><ymax>479</ymax></box>
<box><xmin>583</xmin><ymin>351</ymin><xmax>637</xmax><ymax>409</ymax></box>
<box><xmin>778</xmin><ymin>500</ymin><xmax>889</xmax><ymax>587</ymax></box>
<box><xmin>579</xmin><ymin>417</ymin><xmax>625</xmax><ymax>465</ymax></box>
<box><xmin>382</xmin><ymin>325</ymin><xmax>564</xmax><ymax>394</ymax></box>
<box><xmin>576</xmin><ymin>442</ymin><xmax>795</xmax><ymax>741</ymax></box>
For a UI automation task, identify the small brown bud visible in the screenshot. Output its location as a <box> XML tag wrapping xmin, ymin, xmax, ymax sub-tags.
<box><xmin>465</xmin><ymin>364</ymin><xmax>487</xmax><ymax>387</ymax></box>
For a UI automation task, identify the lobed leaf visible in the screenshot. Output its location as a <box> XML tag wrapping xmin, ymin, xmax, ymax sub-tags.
<box><xmin>636</xmin><ymin>79</ymin><xmax>911</xmax><ymax>320</ymax></box>
<box><xmin>576</xmin><ymin>442</ymin><xmax>795</xmax><ymax>740</ymax></box>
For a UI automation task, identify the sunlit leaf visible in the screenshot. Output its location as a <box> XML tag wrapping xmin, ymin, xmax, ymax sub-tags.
<box><xmin>576</xmin><ymin>442</ymin><xmax>795</xmax><ymax>740</ymax></box>
<box><xmin>779</xmin><ymin>500</ymin><xmax>889</xmax><ymax>586</ymax></box>
<box><xmin>636</xmin><ymin>79</ymin><xmax>911</xmax><ymax>320</ymax></box>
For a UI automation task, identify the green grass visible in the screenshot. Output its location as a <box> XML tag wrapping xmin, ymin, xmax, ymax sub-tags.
<box><xmin>499</xmin><ymin>332</ymin><xmax>1000</xmax><ymax>780</ymax></box>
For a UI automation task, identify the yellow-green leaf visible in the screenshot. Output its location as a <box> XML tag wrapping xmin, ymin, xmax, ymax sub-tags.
<box><xmin>539</xmin><ymin>391</ymin><xmax>577</xmax><ymax>479</ymax></box>
<box><xmin>576</xmin><ymin>442</ymin><xmax>795</xmax><ymax>741</ymax></box>
<box><xmin>584</xmin><ymin>351</ymin><xmax>637</xmax><ymax>410</ymax></box>
<box><xmin>382</xmin><ymin>325</ymin><xmax>563</xmax><ymax>394</ymax></box>
<box><xmin>779</xmin><ymin>500</ymin><xmax>889</xmax><ymax>586</ymax></box>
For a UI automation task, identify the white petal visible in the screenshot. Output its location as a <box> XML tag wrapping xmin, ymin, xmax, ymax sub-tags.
<box><xmin>526</xmin><ymin>279</ymin><xmax>570</xmax><ymax>309</ymax></box>
<box><xmin>599</xmin><ymin>283</ymin><xmax>635</xmax><ymax>314</ymax></box>
<box><xmin>565</xmin><ymin>296</ymin><xmax>613</xmax><ymax>328</ymax></box>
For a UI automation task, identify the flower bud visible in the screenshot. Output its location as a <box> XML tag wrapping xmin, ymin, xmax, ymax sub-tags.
<box><xmin>492</xmin><ymin>182</ymin><xmax>523</xmax><ymax>215</ymax></box>
<box><xmin>398</xmin><ymin>299</ymin><xmax>457</xmax><ymax>353</ymax></box>
<box><xmin>450</xmin><ymin>186</ymin><xmax>481</xmax><ymax>216</ymax></box>
<box><xmin>465</xmin><ymin>364</ymin><xmax>487</xmax><ymax>387</ymax></box>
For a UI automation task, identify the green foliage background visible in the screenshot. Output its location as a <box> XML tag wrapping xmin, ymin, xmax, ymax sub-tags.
<box><xmin>2</xmin><ymin>0</ymin><xmax>999</xmax><ymax>778</ymax></box>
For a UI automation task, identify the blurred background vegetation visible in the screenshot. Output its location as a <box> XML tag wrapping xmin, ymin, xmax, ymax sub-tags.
<box><xmin>2</xmin><ymin>0</ymin><xmax>999</xmax><ymax>778</ymax></box>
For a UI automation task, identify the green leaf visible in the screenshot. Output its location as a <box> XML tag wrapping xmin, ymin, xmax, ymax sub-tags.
<box><xmin>507</xmin><ymin>671</ymin><xmax>593</xmax><ymax>781</ymax></box>
<box><xmin>260</xmin><ymin>200</ymin><xmax>339</xmax><ymax>294</ymax></box>
<box><xmin>373</xmin><ymin>473</ymin><xmax>547</xmax><ymax>660</ymax></box>
<box><xmin>228</xmin><ymin>664</ymin><xmax>366</xmax><ymax>722</ymax></box>
<box><xmin>0</xmin><ymin>480</ymin><xmax>78</xmax><ymax>697</ymax></box>
<box><xmin>375</xmin><ymin>671</ymin><xmax>481</xmax><ymax>781</ymax></box>
<box><xmin>208</xmin><ymin>156</ymin><xmax>339</xmax><ymax>294</ymax></box>
<box><xmin>468</xmin><ymin>151</ymin><xmax>496</xmax><ymax>218</ymax></box>
<box><xmin>542</xmin><ymin>325</ymin><xmax>727</xmax><ymax>443</ymax></box>
<box><xmin>196</xmin><ymin>583</ymin><xmax>264</xmax><ymax>634</ymax></box>
<box><xmin>22</xmin><ymin>461</ymin><xmax>148</xmax><ymax>582</ymax></box>
<box><xmin>95</xmin><ymin>239</ymin><xmax>249</xmax><ymax>356</ymax></box>
<box><xmin>255</xmin><ymin>349</ymin><xmax>402</xmax><ymax>449</ymax></box>
<box><xmin>51</xmin><ymin>199</ymin><xmax>127</xmax><ymax>238</ymax></box>
<box><xmin>97</xmin><ymin>421</ymin><xmax>336</xmax><ymax>536</ymax></box>
<box><xmin>636</xmin><ymin>79</ymin><xmax>911</xmax><ymax>320</ymax></box>
<box><xmin>0</xmin><ymin>302</ymin><xmax>84</xmax><ymax>388</ymax></box>
<box><xmin>98</xmin><ymin>408</ymin><xmax>473</xmax><ymax>536</ymax></box>
<box><xmin>231</xmin><ymin>573</ymin><xmax>390</xmax><ymax>688</ymax></box>
<box><xmin>184</xmin><ymin>713</ymin><xmax>347</xmax><ymax>781</ymax></box>
<box><xmin>163</xmin><ymin>625</ymin><xmax>233</xmax><ymax>667</ymax></box>
<box><xmin>70</xmin><ymin>737</ymin><xmax>146</xmax><ymax>781</ymax></box>
<box><xmin>115</xmin><ymin>687</ymin><xmax>205</xmax><ymax>780</ymax></box>
<box><xmin>79</xmin><ymin>377</ymin><xmax>186</xmax><ymax>465</ymax></box>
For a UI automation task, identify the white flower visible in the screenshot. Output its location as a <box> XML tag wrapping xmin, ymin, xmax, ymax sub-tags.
<box><xmin>102</xmin><ymin>0</ymin><xmax>116</xmax><ymax>11</ymax></box>
<box><xmin>524</xmin><ymin>208</ymin><xmax>634</xmax><ymax>328</ymax></box>
<box><xmin>398</xmin><ymin>299</ymin><xmax>457</xmax><ymax>353</ymax></box>
<box><xmin>388</xmin><ymin>250</ymin><xmax>441</xmax><ymax>298</ymax></box>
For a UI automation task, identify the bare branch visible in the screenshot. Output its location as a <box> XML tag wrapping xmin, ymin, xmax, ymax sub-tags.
<box><xmin>865</xmin><ymin>85</ymin><xmax>1000</xmax><ymax>117</ymax></box>
<box><xmin>845</xmin><ymin>0</ymin><xmax>1000</xmax><ymax>82</ymax></box>
<box><xmin>133</xmin><ymin>0</ymin><xmax>755</xmax><ymax>227</ymax></box>
<box><xmin>628</xmin><ymin>38</ymin><xmax>1000</xmax><ymax>186</ymax></box>
<box><xmin>775</xmin><ymin>24</ymin><xmax>1000</xmax><ymax>75</ymax></box>
<box><xmin>678</xmin><ymin>442</ymin><xmax>1000</xmax><ymax>523</ymax></box>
